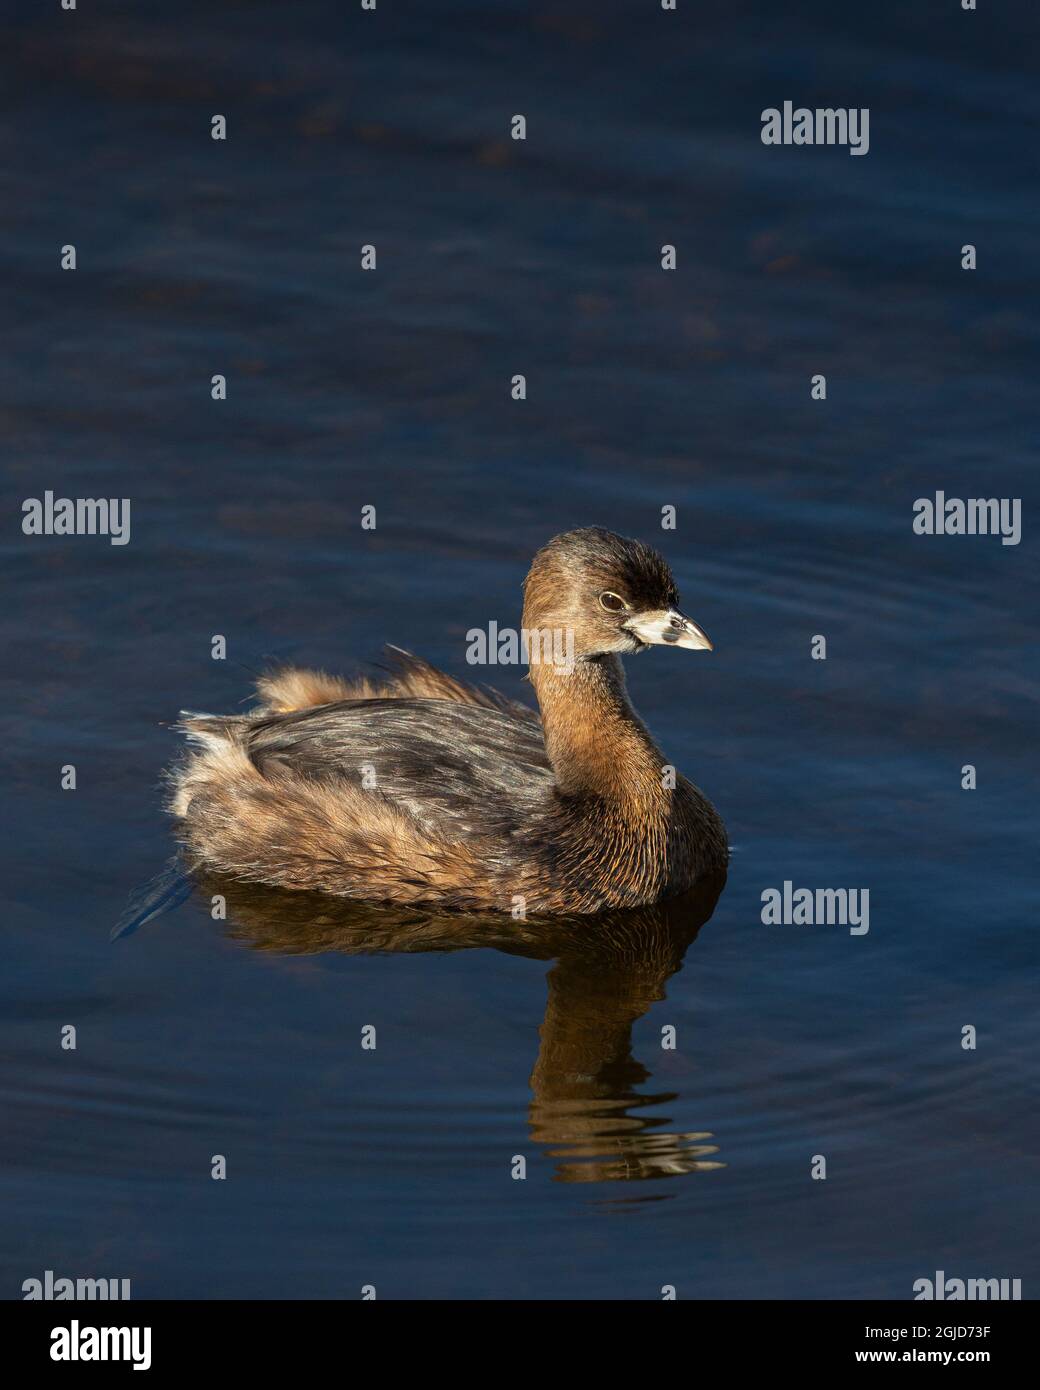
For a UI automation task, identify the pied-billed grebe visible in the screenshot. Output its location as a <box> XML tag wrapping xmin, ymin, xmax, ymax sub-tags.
<box><xmin>170</xmin><ymin>527</ymin><xmax>727</xmax><ymax>913</ymax></box>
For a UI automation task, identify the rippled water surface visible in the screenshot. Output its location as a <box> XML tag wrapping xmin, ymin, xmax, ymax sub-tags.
<box><xmin>3</xmin><ymin>1</ymin><xmax>1038</xmax><ymax>1298</ymax></box>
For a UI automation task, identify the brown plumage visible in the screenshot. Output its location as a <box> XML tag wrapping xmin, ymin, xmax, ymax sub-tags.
<box><xmin>168</xmin><ymin>528</ymin><xmax>728</xmax><ymax>914</ymax></box>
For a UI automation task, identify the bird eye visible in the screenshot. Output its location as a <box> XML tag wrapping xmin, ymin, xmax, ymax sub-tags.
<box><xmin>599</xmin><ymin>591</ymin><xmax>626</xmax><ymax>613</ymax></box>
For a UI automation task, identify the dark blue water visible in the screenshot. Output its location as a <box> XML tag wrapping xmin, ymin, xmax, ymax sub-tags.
<box><xmin>3</xmin><ymin>1</ymin><xmax>1037</xmax><ymax>1299</ymax></box>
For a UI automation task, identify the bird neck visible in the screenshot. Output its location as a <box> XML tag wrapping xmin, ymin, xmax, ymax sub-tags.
<box><xmin>529</xmin><ymin>654</ymin><xmax>667</xmax><ymax>810</ymax></box>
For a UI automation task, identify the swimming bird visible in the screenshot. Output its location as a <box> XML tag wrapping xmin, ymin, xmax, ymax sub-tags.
<box><xmin>169</xmin><ymin>527</ymin><xmax>727</xmax><ymax>914</ymax></box>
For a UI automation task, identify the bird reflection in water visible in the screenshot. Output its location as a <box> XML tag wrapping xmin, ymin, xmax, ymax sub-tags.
<box><xmin>129</xmin><ymin>867</ymin><xmax>727</xmax><ymax>1187</ymax></box>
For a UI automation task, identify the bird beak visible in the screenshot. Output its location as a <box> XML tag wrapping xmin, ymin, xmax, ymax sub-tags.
<box><xmin>625</xmin><ymin>608</ymin><xmax>714</xmax><ymax>651</ymax></box>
